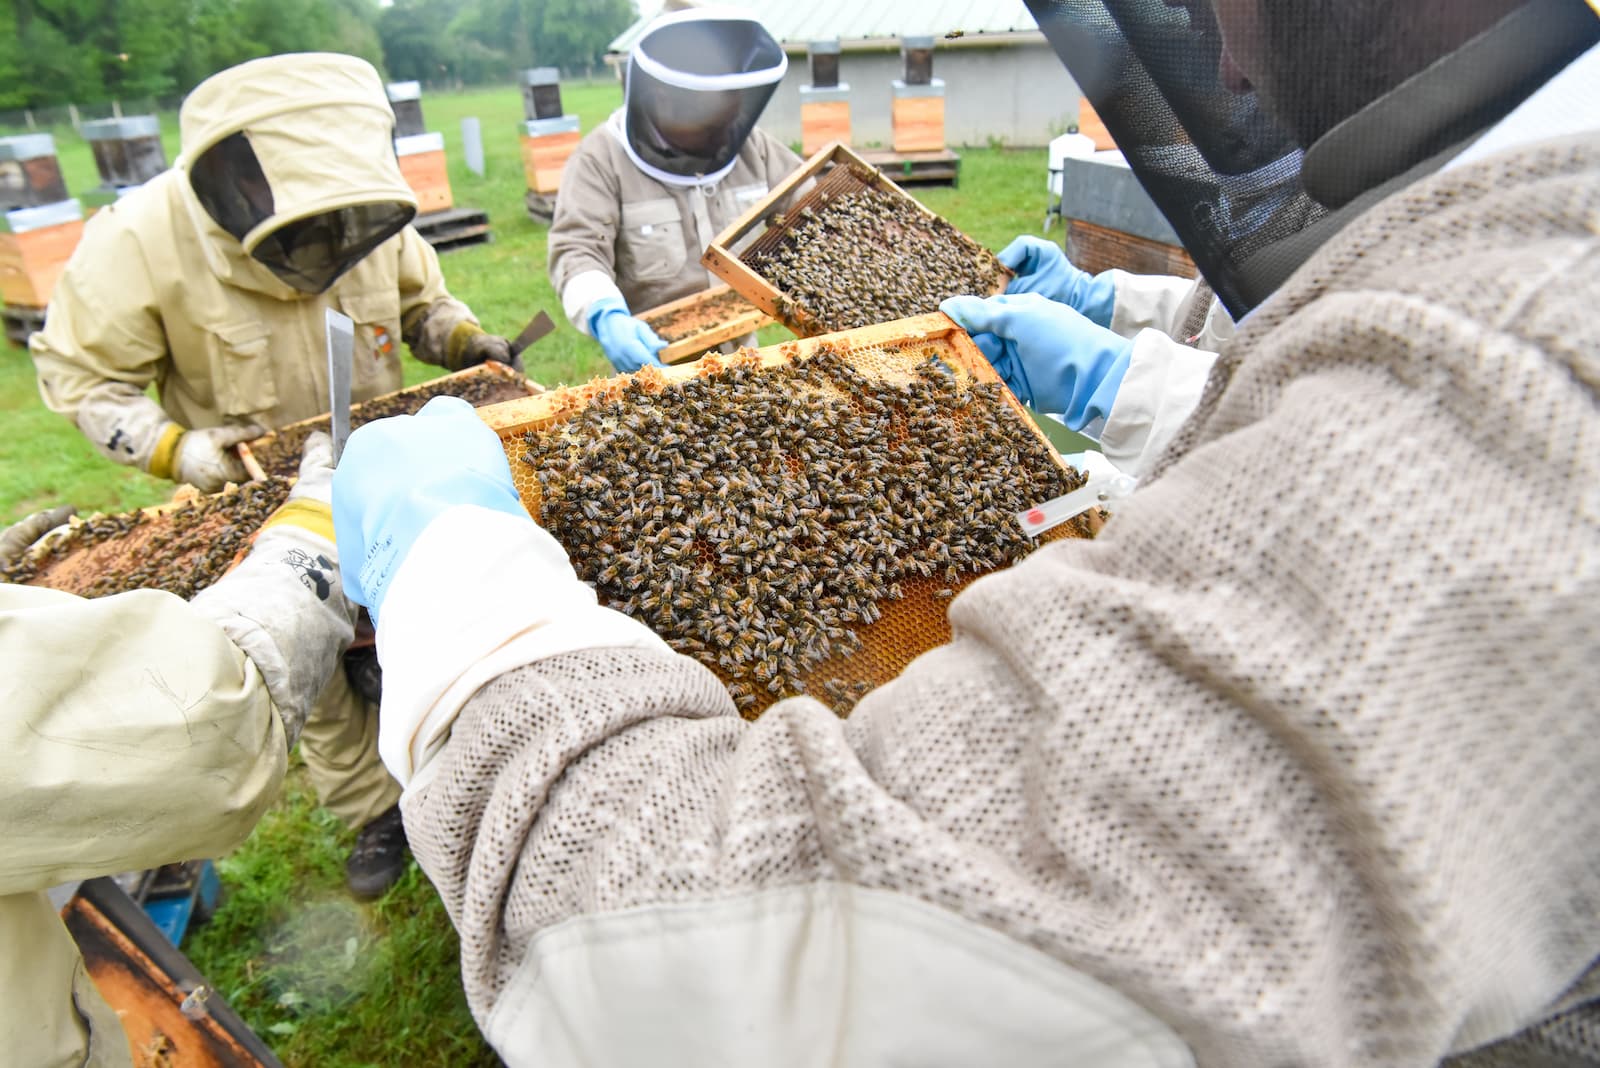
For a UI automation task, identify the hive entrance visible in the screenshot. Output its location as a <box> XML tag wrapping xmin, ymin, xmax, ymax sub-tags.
<box><xmin>486</xmin><ymin>316</ymin><xmax>1089</xmax><ymax>718</ymax></box>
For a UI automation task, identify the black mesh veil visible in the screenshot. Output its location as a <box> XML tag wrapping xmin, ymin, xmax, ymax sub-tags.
<box><xmin>622</xmin><ymin>12</ymin><xmax>787</xmax><ymax>184</ymax></box>
<box><xmin>1025</xmin><ymin>0</ymin><xmax>1322</xmax><ymax>319</ymax></box>
<box><xmin>1025</xmin><ymin>0</ymin><xmax>1599</xmax><ymax>319</ymax></box>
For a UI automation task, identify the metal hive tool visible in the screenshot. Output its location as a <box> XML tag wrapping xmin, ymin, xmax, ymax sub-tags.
<box><xmin>474</xmin><ymin>314</ymin><xmax>1092</xmax><ymax>718</ymax></box>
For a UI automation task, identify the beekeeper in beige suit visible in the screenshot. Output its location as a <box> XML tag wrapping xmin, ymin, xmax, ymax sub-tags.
<box><xmin>337</xmin><ymin>0</ymin><xmax>1600</xmax><ymax>1064</ymax></box>
<box><xmin>548</xmin><ymin>6</ymin><xmax>800</xmax><ymax>372</ymax></box>
<box><xmin>30</xmin><ymin>53</ymin><xmax>514</xmax><ymax>897</ymax></box>
<box><xmin>0</xmin><ymin>435</ymin><xmax>352</xmax><ymax>1068</ymax></box>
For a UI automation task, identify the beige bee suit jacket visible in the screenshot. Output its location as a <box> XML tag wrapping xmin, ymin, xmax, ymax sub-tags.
<box><xmin>30</xmin><ymin>53</ymin><xmax>479</xmax><ymax>444</ymax></box>
<box><xmin>548</xmin><ymin>111</ymin><xmax>802</xmax><ymax>331</ymax></box>
<box><xmin>1</xmin><ymin>499</ymin><xmax>355</xmax><ymax>1067</ymax></box>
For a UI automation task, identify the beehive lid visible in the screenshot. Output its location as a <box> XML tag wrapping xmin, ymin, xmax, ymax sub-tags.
<box><xmin>240</xmin><ymin>361</ymin><xmax>541</xmax><ymax>481</ymax></box>
<box><xmin>702</xmin><ymin>142</ymin><xmax>1008</xmax><ymax>337</ymax></box>
<box><xmin>1</xmin><ymin>480</ymin><xmax>292</xmax><ymax>600</ymax></box>
<box><xmin>475</xmin><ymin>313</ymin><xmax>1091</xmax><ymax>718</ymax></box>
<box><xmin>638</xmin><ymin>284</ymin><xmax>773</xmax><ymax>364</ymax></box>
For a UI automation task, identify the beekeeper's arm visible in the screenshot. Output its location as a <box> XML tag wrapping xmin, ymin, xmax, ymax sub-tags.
<box><xmin>395</xmin><ymin>226</ymin><xmax>517</xmax><ymax>372</ymax></box>
<box><xmin>334</xmin><ymin>302</ymin><xmax>1594</xmax><ymax>1065</ymax></box>
<box><xmin>30</xmin><ymin>215</ymin><xmax>261</xmax><ymax>491</ymax></box>
<box><xmin>545</xmin><ymin>141</ymin><xmax>669</xmax><ymax>373</ymax></box>
<box><xmin>0</xmin><ymin>435</ymin><xmax>356</xmax><ymax>893</ymax></box>
<box><xmin>548</xmin><ymin>138</ymin><xmax>627</xmax><ymax>334</ymax></box>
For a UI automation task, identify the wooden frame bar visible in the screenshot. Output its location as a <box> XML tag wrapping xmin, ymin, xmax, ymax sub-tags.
<box><xmin>638</xmin><ymin>284</ymin><xmax>774</xmax><ymax>364</ymax></box>
<box><xmin>238</xmin><ymin>361</ymin><xmax>539</xmax><ymax>481</ymax></box>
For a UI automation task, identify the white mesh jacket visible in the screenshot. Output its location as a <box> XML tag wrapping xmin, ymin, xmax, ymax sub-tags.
<box><xmin>384</xmin><ymin>126</ymin><xmax>1600</xmax><ymax>1065</ymax></box>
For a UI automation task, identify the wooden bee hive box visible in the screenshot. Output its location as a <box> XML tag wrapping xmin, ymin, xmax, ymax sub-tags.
<box><xmin>240</xmin><ymin>361</ymin><xmax>539</xmax><ymax>481</ymax></box>
<box><xmin>638</xmin><ymin>284</ymin><xmax>773</xmax><ymax>364</ymax></box>
<box><xmin>396</xmin><ymin>132</ymin><xmax>453</xmax><ymax>214</ymax></box>
<box><xmin>1</xmin><ymin>480</ymin><xmax>292</xmax><ymax>600</ymax></box>
<box><xmin>474</xmin><ymin>313</ymin><xmax>1090</xmax><ymax>718</ymax></box>
<box><xmin>0</xmin><ymin>200</ymin><xmax>84</xmax><ymax>308</ymax></box>
<box><xmin>703</xmin><ymin>142</ymin><xmax>1008</xmax><ymax>338</ymax></box>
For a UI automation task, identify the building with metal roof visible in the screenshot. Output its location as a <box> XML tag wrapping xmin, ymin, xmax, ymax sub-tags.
<box><xmin>608</xmin><ymin>1</ymin><xmax>1081</xmax><ymax>149</ymax></box>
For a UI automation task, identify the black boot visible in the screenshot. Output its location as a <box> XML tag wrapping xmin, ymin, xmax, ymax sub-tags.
<box><xmin>346</xmin><ymin>804</ymin><xmax>408</xmax><ymax>899</ymax></box>
<box><xmin>343</xmin><ymin>646</ymin><xmax>383</xmax><ymax>706</ymax></box>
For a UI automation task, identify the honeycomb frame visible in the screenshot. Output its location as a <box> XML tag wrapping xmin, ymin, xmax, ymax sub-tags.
<box><xmin>474</xmin><ymin>313</ymin><xmax>1090</xmax><ymax>718</ymax></box>
<box><xmin>702</xmin><ymin>141</ymin><xmax>1009</xmax><ymax>337</ymax></box>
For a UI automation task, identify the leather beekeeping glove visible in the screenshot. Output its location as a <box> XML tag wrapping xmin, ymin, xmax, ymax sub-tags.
<box><xmin>75</xmin><ymin>382</ymin><xmax>261</xmax><ymax>491</ymax></box>
<box><xmin>942</xmin><ymin>293</ymin><xmax>1132</xmax><ymax>433</ymax></box>
<box><xmin>190</xmin><ymin>431</ymin><xmax>356</xmax><ymax>745</ymax></box>
<box><xmin>998</xmin><ymin>236</ymin><xmax>1117</xmax><ymax>329</ymax></box>
<box><xmin>446</xmin><ymin>322</ymin><xmax>524</xmax><ymax>373</ymax></box>
<box><xmin>0</xmin><ymin>505</ymin><xmax>76</xmax><ymax>566</ymax></box>
<box><xmin>587</xmin><ymin>297</ymin><xmax>668</xmax><ymax>374</ymax></box>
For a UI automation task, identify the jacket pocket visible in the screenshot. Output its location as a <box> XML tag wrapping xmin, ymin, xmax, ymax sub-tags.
<box><xmin>618</xmin><ymin>197</ymin><xmax>687</xmax><ymax>284</ymax></box>
<box><xmin>205</xmin><ymin>320</ymin><xmax>277</xmax><ymax>416</ymax></box>
<box><xmin>732</xmin><ymin>182</ymin><xmax>769</xmax><ymax>211</ymax></box>
<box><xmin>339</xmin><ymin>290</ymin><xmax>403</xmax><ymax>397</ymax></box>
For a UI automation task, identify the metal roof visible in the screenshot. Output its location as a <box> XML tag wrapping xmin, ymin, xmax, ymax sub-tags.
<box><xmin>610</xmin><ymin>0</ymin><xmax>1041</xmax><ymax>54</ymax></box>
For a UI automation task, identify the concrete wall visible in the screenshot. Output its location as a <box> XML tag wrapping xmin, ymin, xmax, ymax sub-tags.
<box><xmin>759</xmin><ymin>39</ymin><xmax>1080</xmax><ymax>151</ymax></box>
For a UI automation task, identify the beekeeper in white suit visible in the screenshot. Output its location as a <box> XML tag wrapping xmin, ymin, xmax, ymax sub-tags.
<box><xmin>336</xmin><ymin>0</ymin><xmax>1600</xmax><ymax>1063</ymax></box>
<box><xmin>547</xmin><ymin>6</ymin><xmax>801</xmax><ymax>372</ymax></box>
<box><xmin>0</xmin><ymin>435</ymin><xmax>352</xmax><ymax>1068</ymax></box>
<box><xmin>29</xmin><ymin>53</ymin><xmax>513</xmax><ymax>897</ymax></box>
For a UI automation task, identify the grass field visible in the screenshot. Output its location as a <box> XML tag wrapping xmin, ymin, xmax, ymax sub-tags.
<box><xmin>3</xmin><ymin>83</ymin><xmax>1059</xmax><ymax>1065</ymax></box>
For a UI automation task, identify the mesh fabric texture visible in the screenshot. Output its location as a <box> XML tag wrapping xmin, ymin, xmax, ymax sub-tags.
<box><xmin>405</xmin><ymin>133</ymin><xmax>1600</xmax><ymax>1066</ymax></box>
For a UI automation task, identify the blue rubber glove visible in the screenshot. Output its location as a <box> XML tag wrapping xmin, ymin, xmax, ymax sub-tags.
<box><xmin>941</xmin><ymin>292</ymin><xmax>1132</xmax><ymax>432</ymax></box>
<box><xmin>587</xmin><ymin>296</ymin><xmax>668</xmax><ymax>374</ymax></box>
<box><xmin>333</xmin><ymin>396</ymin><xmax>529</xmax><ymax>622</ymax></box>
<box><xmin>998</xmin><ymin>236</ymin><xmax>1117</xmax><ymax>329</ymax></box>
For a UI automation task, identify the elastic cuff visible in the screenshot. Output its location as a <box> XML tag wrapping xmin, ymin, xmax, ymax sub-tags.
<box><xmin>147</xmin><ymin>423</ymin><xmax>184</xmax><ymax>481</ymax></box>
<box><xmin>262</xmin><ymin>498</ymin><xmax>336</xmax><ymax>543</ymax></box>
<box><xmin>561</xmin><ymin>269</ymin><xmax>626</xmax><ymax>335</ymax></box>
<box><xmin>446</xmin><ymin>321</ymin><xmax>487</xmax><ymax>371</ymax></box>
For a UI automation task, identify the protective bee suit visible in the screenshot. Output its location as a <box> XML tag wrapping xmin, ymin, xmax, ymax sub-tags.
<box><xmin>337</xmin><ymin>2</ymin><xmax>1600</xmax><ymax>1066</ymax></box>
<box><xmin>28</xmin><ymin>54</ymin><xmax>503</xmax><ymax>856</ymax></box>
<box><xmin>31</xmin><ymin>53</ymin><xmax>498</xmax><ymax>488</ymax></box>
<box><xmin>548</xmin><ymin>7</ymin><xmax>801</xmax><ymax>371</ymax></box>
<box><xmin>0</xmin><ymin>437</ymin><xmax>354</xmax><ymax>1068</ymax></box>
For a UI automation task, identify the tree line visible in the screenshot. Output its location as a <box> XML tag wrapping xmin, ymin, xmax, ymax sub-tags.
<box><xmin>0</xmin><ymin>0</ymin><xmax>638</xmax><ymax>111</ymax></box>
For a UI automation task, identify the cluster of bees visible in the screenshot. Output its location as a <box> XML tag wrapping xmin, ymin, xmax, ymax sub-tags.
<box><xmin>520</xmin><ymin>346</ymin><xmax>1082</xmax><ymax>714</ymax></box>
<box><xmin>748</xmin><ymin>182</ymin><xmax>1008</xmax><ymax>333</ymax></box>
<box><xmin>1</xmin><ymin>478</ymin><xmax>291</xmax><ymax>599</ymax></box>
<box><xmin>250</xmin><ymin>372</ymin><xmax>532</xmax><ymax>479</ymax></box>
<box><xmin>642</xmin><ymin>288</ymin><xmax>756</xmax><ymax>343</ymax></box>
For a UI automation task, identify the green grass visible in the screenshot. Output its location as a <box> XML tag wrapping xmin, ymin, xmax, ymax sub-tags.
<box><xmin>184</xmin><ymin>757</ymin><xmax>500</xmax><ymax>1067</ymax></box>
<box><xmin>5</xmin><ymin>84</ymin><xmax>1057</xmax><ymax>1064</ymax></box>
